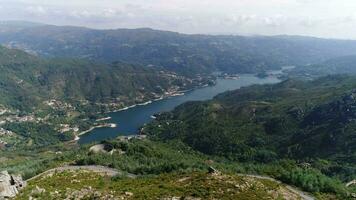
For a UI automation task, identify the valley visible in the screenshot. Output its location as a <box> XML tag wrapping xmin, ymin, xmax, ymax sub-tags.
<box><xmin>1</xmin><ymin>21</ymin><xmax>356</xmax><ymax>199</ymax></box>
<box><xmin>79</xmin><ymin>74</ymin><xmax>280</xmax><ymax>144</ymax></box>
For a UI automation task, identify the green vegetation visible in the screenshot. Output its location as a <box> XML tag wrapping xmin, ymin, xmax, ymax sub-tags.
<box><xmin>3</xmin><ymin>72</ymin><xmax>356</xmax><ymax>198</ymax></box>
<box><xmin>0</xmin><ymin>147</ymin><xmax>76</xmax><ymax>179</ymax></box>
<box><xmin>1</xmin><ymin>135</ymin><xmax>350</xmax><ymax>199</ymax></box>
<box><xmin>288</xmin><ymin>55</ymin><xmax>356</xmax><ymax>79</ymax></box>
<box><xmin>0</xmin><ymin>45</ymin><xmax>213</xmax><ymax>148</ymax></box>
<box><xmin>3</xmin><ymin>24</ymin><xmax>356</xmax><ymax>75</ymax></box>
<box><xmin>3</xmin><ymin>122</ymin><xmax>71</xmax><ymax>147</ymax></box>
<box><xmin>0</xmin><ymin>46</ymin><xmax>203</xmax><ymax>111</ymax></box>
<box><xmin>145</xmin><ymin>75</ymin><xmax>356</xmax><ymax>160</ymax></box>
<box><xmin>3</xmin><ymin>23</ymin><xmax>356</xmax><ymax>199</ymax></box>
<box><xmin>16</xmin><ymin>170</ymin><xmax>306</xmax><ymax>200</ymax></box>
<box><xmin>142</xmin><ymin>75</ymin><xmax>356</xmax><ymax>198</ymax></box>
<box><xmin>75</xmin><ymin>140</ymin><xmax>208</xmax><ymax>175</ymax></box>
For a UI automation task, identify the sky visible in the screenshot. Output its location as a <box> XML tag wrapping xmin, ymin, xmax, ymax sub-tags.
<box><xmin>1</xmin><ymin>0</ymin><xmax>356</xmax><ymax>39</ymax></box>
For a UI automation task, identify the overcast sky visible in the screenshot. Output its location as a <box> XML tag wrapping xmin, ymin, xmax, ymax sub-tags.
<box><xmin>1</xmin><ymin>0</ymin><xmax>356</xmax><ymax>39</ymax></box>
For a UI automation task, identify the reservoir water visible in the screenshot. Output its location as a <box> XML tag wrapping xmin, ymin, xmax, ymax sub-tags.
<box><xmin>79</xmin><ymin>74</ymin><xmax>280</xmax><ymax>144</ymax></box>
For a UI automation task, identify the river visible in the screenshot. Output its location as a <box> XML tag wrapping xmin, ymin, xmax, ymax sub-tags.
<box><xmin>79</xmin><ymin>74</ymin><xmax>280</xmax><ymax>144</ymax></box>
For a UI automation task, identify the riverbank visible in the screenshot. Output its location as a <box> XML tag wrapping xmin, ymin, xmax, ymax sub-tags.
<box><xmin>75</xmin><ymin>84</ymin><xmax>214</xmax><ymax>141</ymax></box>
<box><xmin>78</xmin><ymin>74</ymin><xmax>281</xmax><ymax>144</ymax></box>
<box><xmin>95</xmin><ymin>117</ymin><xmax>112</xmax><ymax>122</ymax></box>
<box><xmin>77</xmin><ymin>123</ymin><xmax>117</xmax><ymax>138</ymax></box>
<box><xmin>111</xmin><ymin>81</ymin><xmax>216</xmax><ymax>114</ymax></box>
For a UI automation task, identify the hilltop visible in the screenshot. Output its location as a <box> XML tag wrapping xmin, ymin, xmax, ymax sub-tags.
<box><xmin>16</xmin><ymin>168</ymin><xmax>311</xmax><ymax>200</ymax></box>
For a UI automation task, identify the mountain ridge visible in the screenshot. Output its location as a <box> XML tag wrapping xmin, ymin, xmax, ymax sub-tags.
<box><xmin>3</xmin><ymin>22</ymin><xmax>356</xmax><ymax>76</ymax></box>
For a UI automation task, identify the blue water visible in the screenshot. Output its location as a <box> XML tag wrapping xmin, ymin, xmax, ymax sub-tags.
<box><xmin>79</xmin><ymin>74</ymin><xmax>280</xmax><ymax>144</ymax></box>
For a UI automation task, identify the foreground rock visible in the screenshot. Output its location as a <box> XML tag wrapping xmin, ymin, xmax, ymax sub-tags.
<box><xmin>0</xmin><ymin>171</ymin><xmax>26</xmax><ymax>199</ymax></box>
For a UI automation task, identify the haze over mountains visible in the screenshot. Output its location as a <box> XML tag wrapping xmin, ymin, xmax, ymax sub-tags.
<box><xmin>2</xmin><ymin>21</ymin><xmax>356</xmax><ymax>76</ymax></box>
<box><xmin>2</xmin><ymin>20</ymin><xmax>356</xmax><ymax>199</ymax></box>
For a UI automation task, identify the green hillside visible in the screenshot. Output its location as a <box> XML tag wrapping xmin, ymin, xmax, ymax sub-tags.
<box><xmin>3</xmin><ymin>23</ymin><xmax>356</xmax><ymax>75</ymax></box>
<box><xmin>16</xmin><ymin>170</ymin><xmax>308</xmax><ymax>200</ymax></box>
<box><xmin>289</xmin><ymin>55</ymin><xmax>356</xmax><ymax>79</ymax></box>
<box><xmin>142</xmin><ymin>75</ymin><xmax>356</xmax><ymax>197</ymax></box>
<box><xmin>3</xmin><ymin>22</ymin><xmax>356</xmax><ymax>200</ymax></box>
<box><xmin>0</xmin><ymin>46</ymin><xmax>201</xmax><ymax>110</ymax></box>
<box><xmin>0</xmin><ymin>46</ymin><xmax>208</xmax><ymax>148</ymax></box>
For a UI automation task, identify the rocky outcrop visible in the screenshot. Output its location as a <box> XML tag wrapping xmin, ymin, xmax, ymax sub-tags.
<box><xmin>346</xmin><ymin>179</ymin><xmax>356</xmax><ymax>187</ymax></box>
<box><xmin>89</xmin><ymin>144</ymin><xmax>115</xmax><ymax>155</ymax></box>
<box><xmin>0</xmin><ymin>171</ymin><xmax>26</xmax><ymax>199</ymax></box>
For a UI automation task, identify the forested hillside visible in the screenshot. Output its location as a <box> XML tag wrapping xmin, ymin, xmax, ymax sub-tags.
<box><xmin>144</xmin><ymin>75</ymin><xmax>356</xmax><ymax>194</ymax></box>
<box><xmin>0</xmin><ymin>45</ymin><xmax>210</xmax><ymax>149</ymax></box>
<box><xmin>0</xmin><ymin>45</ymin><xmax>202</xmax><ymax>110</ymax></box>
<box><xmin>289</xmin><ymin>55</ymin><xmax>356</xmax><ymax>79</ymax></box>
<box><xmin>2</xmin><ymin>22</ymin><xmax>356</xmax><ymax>75</ymax></box>
<box><xmin>146</xmin><ymin>75</ymin><xmax>356</xmax><ymax>160</ymax></box>
<box><xmin>3</xmin><ymin>21</ymin><xmax>356</xmax><ymax>200</ymax></box>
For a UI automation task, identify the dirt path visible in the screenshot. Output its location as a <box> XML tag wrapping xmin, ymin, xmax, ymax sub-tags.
<box><xmin>238</xmin><ymin>174</ymin><xmax>314</xmax><ymax>200</ymax></box>
<box><xmin>27</xmin><ymin>165</ymin><xmax>136</xmax><ymax>182</ymax></box>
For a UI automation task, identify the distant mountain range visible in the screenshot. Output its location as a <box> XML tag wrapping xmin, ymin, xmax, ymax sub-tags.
<box><xmin>2</xmin><ymin>21</ymin><xmax>356</xmax><ymax>75</ymax></box>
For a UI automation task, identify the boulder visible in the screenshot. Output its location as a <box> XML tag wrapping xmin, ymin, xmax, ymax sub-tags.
<box><xmin>89</xmin><ymin>143</ymin><xmax>114</xmax><ymax>155</ymax></box>
<box><xmin>0</xmin><ymin>171</ymin><xmax>26</xmax><ymax>199</ymax></box>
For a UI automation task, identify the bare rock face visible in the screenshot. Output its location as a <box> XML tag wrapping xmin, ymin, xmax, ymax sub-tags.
<box><xmin>0</xmin><ymin>171</ymin><xmax>26</xmax><ymax>199</ymax></box>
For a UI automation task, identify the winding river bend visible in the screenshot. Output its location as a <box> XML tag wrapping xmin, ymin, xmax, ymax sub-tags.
<box><xmin>79</xmin><ymin>74</ymin><xmax>280</xmax><ymax>144</ymax></box>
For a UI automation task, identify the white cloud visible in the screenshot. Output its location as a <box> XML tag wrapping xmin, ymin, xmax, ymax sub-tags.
<box><xmin>1</xmin><ymin>0</ymin><xmax>356</xmax><ymax>39</ymax></box>
<box><xmin>25</xmin><ymin>5</ymin><xmax>48</xmax><ymax>16</ymax></box>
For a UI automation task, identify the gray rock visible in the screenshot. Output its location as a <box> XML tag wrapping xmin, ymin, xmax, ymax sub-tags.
<box><xmin>0</xmin><ymin>171</ymin><xmax>26</xmax><ymax>199</ymax></box>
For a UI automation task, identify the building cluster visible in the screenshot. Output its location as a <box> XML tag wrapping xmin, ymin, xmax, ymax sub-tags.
<box><xmin>0</xmin><ymin>115</ymin><xmax>38</xmax><ymax>124</ymax></box>
<box><xmin>44</xmin><ymin>99</ymin><xmax>74</xmax><ymax>110</ymax></box>
<box><xmin>117</xmin><ymin>134</ymin><xmax>147</xmax><ymax>142</ymax></box>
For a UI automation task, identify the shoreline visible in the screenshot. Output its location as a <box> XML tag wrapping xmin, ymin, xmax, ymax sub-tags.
<box><xmin>110</xmin><ymin>91</ymin><xmax>185</xmax><ymax>113</ymax></box>
<box><xmin>77</xmin><ymin>123</ymin><xmax>117</xmax><ymax>137</ymax></box>
<box><xmin>109</xmin><ymin>81</ymin><xmax>216</xmax><ymax>114</ymax></box>
<box><xmin>75</xmin><ymin>91</ymin><xmax>186</xmax><ymax>141</ymax></box>
<box><xmin>96</xmin><ymin>117</ymin><xmax>112</xmax><ymax>122</ymax></box>
<box><xmin>75</xmin><ymin>90</ymin><xmax>194</xmax><ymax>141</ymax></box>
<box><xmin>73</xmin><ymin>74</ymin><xmax>283</xmax><ymax>143</ymax></box>
<box><xmin>77</xmin><ymin>82</ymin><xmax>216</xmax><ymax>140</ymax></box>
<box><xmin>75</xmin><ymin>81</ymin><xmax>220</xmax><ymax>141</ymax></box>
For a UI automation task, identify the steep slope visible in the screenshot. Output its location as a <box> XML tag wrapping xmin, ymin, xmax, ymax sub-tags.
<box><xmin>2</xmin><ymin>23</ymin><xmax>356</xmax><ymax>75</ymax></box>
<box><xmin>144</xmin><ymin>75</ymin><xmax>356</xmax><ymax>176</ymax></box>
<box><xmin>0</xmin><ymin>46</ymin><xmax>216</xmax><ymax>149</ymax></box>
<box><xmin>0</xmin><ymin>46</ymin><xmax>201</xmax><ymax>110</ymax></box>
<box><xmin>0</xmin><ymin>46</ymin><xmax>46</xmax><ymax>109</ymax></box>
